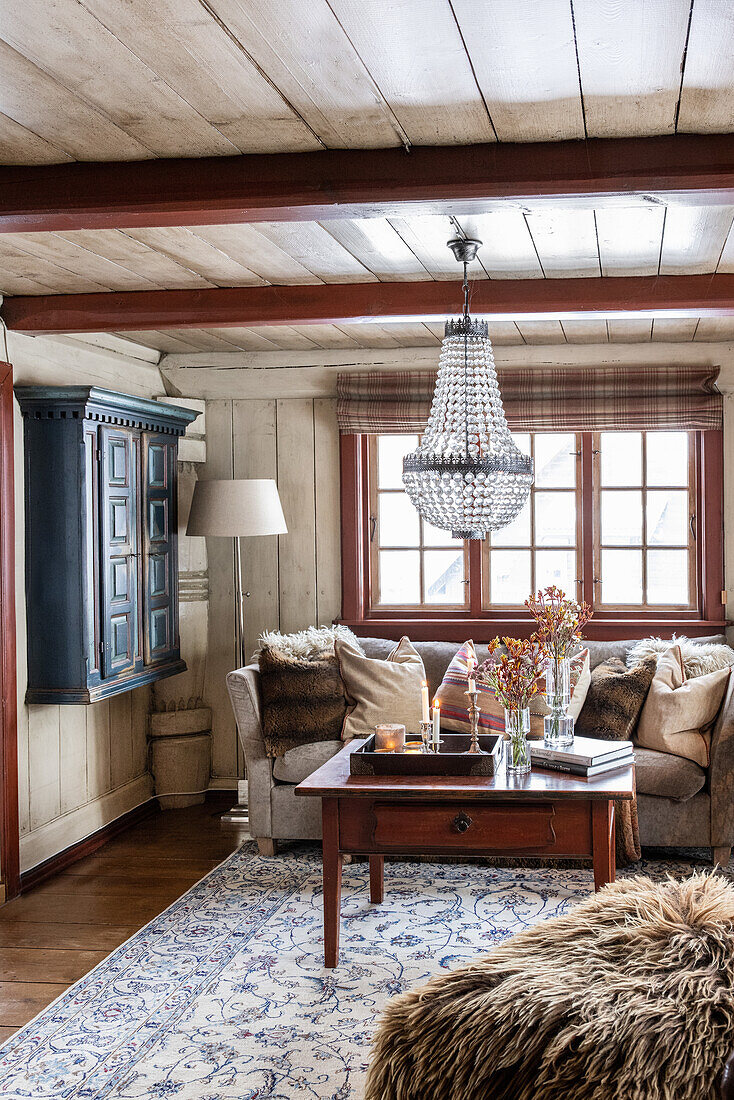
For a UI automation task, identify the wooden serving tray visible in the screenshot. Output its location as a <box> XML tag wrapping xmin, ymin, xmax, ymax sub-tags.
<box><xmin>350</xmin><ymin>732</ymin><xmax>503</xmax><ymax>777</ymax></box>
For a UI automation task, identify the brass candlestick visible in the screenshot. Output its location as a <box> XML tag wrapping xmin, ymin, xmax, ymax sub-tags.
<box><xmin>465</xmin><ymin>689</ymin><xmax>485</xmax><ymax>754</ymax></box>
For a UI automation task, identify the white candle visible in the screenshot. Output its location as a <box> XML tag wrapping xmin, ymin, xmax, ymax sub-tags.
<box><xmin>432</xmin><ymin>699</ymin><xmax>440</xmax><ymax>746</ymax></box>
<box><xmin>467</xmin><ymin>658</ymin><xmax>476</xmax><ymax>694</ymax></box>
<box><xmin>421</xmin><ymin>680</ymin><xmax>430</xmax><ymax>723</ymax></box>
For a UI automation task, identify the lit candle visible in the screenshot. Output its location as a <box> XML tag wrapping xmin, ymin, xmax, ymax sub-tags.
<box><xmin>374</xmin><ymin>723</ymin><xmax>406</xmax><ymax>752</ymax></box>
<box><xmin>421</xmin><ymin>680</ymin><xmax>430</xmax><ymax>723</ymax></box>
<box><xmin>432</xmin><ymin>699</ymin><xmax>441</xmax><ymax>746</ymax></box>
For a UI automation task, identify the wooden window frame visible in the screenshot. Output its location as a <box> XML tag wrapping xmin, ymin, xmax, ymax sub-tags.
<box><xmin>339</xmin><ymin>430</ymin><xmax>726</xmax><ymax>642</ymax></box>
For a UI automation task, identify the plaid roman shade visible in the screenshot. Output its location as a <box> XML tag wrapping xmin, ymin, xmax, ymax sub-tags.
<box><xmin>336</xmin><ymin>365</ymin><xmax>722</xmax><ymax>433</ymax></box>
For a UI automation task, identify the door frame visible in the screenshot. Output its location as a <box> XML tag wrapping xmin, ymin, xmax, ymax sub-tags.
<box><xmin>0</xmin><ymin>362</ymin><xmax>19</xmax><ymax>900</ymax></box>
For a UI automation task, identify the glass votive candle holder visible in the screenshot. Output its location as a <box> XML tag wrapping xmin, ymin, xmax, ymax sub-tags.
<box><xmin>374</xmin><ymin>723</ymin><xmax>406</xmax><ymax>752</ymax></box>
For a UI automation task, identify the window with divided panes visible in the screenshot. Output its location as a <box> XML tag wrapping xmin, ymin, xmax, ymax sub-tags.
<box><xmin>368</xmin><ymin>430</ymin><xmax>699</xmax><ymax>613</ymax></box>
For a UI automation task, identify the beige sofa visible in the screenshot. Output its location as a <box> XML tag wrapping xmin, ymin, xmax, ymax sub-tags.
<box><xmin>226</xmin><ymin>635</ymin><xmax>734</xmax><ymax>864</ymax></box>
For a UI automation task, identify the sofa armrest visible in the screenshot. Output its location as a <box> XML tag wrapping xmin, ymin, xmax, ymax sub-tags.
<box><xmin>226</xmin><ymin>665</ymin><xmax>273</xmax><ymax>837</ymax></box>
<box><xmin>708</xmin><ymin>672</ymin><xmax>734</xmax><ymax>846</ymax></box>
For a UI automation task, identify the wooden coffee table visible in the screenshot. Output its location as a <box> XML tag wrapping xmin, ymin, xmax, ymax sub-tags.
<box><xmin>295</xmin><ymin>739</ymin><xmax>635</xmax><ymax>967</ymax></box>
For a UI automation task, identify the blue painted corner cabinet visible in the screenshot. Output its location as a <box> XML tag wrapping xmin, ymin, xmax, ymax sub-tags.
<box><xmin>16</xmin><ymin>387</ymin><xmax>200</xmax><ymax>704</ymax></box>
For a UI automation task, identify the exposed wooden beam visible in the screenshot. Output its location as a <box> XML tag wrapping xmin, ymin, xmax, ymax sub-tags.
<box><xmin>5</xmin><ymin>274</ymin><xmax>734</xmax><ymax>334</ymax></box>
<box><xmin>3</xmin><ymin>134</ymin><xmax>734</xmax><ymax>233</ymax></box>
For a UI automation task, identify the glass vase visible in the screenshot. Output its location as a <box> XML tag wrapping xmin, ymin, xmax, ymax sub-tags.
<box><xmin>544</xmin><ymin>656</ymin><xmax>575</xmax><ymax>748</ymax></box>
<box><xmin>504</xmin><ymin>707</ymin><xmax>531</xmax><ymax>775</ymax></box>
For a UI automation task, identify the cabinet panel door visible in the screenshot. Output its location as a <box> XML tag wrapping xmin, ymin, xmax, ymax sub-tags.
<box><xmin>100</xmin><ymin>427</ymin><xmax>140</xmax><ymax>679</ymax></box>
<box><xmin>142</xmin><ymin>434</ymin><xmax>178</xmax><ymax>665</ymax></box>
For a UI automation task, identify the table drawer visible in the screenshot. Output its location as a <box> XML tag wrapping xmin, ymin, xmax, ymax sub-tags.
<box><xmin>371</xmin><ymin>800</ymin><xmax>557</xmax><ymax>850</ymax></box>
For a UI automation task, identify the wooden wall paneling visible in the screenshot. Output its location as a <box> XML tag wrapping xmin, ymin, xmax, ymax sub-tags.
<box><xmin>0</xmin><ymin>240</ymin><xmax>108</xmax><ymax>295</ymax></box>
<box><xmin>0</xmin><ymin>365</ymin><xmax>19</xmax><ymax>897</ymax></box>
<box><xmin>0</xmin><ymin>0</ymin><xmax>242</xmax><ymax>158</ymax></box>
<box><xmin>130</xmin><ymin>686</ymin><xmax>150</xmax><ymax>779</ymax></box>
<box><xmin>0</xmin><ymin>41</ymin><xmax>151</xmax><ymax>162</ymax></box>
<box><xmin>0</xmin><ymin>111</ymin><xmax>72</xmax><ymax>166</ymax></box>
<box><xmin>251</xmin><ymin>223</ymin><xmax>377</xmax><ymax>283</ymax></box>
<box><xmin>85</xmin><ymin>702</ymin><xmax>111</xmax><ymax>802</ymax></box>
<box><xmin>561</xmin><ymin>320</ymin><xmax>609</xmax><ymax>343</ymax></box>
<box><xmin>661</xmin><ymin>207</ymin><xmax>734</xmax><ymax>273</ymax></box>
<box><xmin>161</xmin><ymin>329</ymin><xmax>256</xmax><ymax>353</ymax></box>
<box><xmin>57</xmin><ymin>231</ymin><xmax>219</xmax><ymax>290</ymax></box>
<box><xmin>607</xmin><ymin>319</ymin><xmax>653</xmax><ymax>342</ymax></box>
<box><xmin>677</xmin><ymin>0</ymin><xmax>734</xmax><ymax>133</ymax></box>
<box><xmin>313</xmin><ymin>399</ymin><xmax>342</xmax><ymax>626</ymax></box>
<box><xmin>486</xmin><ymin>322</ymin><xmax>525</xmax><ymax>346</ymax></box>
<box><xmin>324</xmin><ymin>0</ymin><xmax>495</xmax><ymax>145</ymax></box>
<box><xmin>109</xmin><ymin>692</ymin><xmax>133</xmax><ymax>789</ymax></box>
<box><xmin>572</xmin><ymin>0</ymin><xmax>691</xmax><ymax>137</ymax></box>
<box><xmin>202</xmin><ymin>400</ymin><xmax>237</xmax><ymax>780</ymax></box>
<box><xmin>191</xmin><ymin>0</ymin><xmax>403</xmax><ymax>149</ymax></box>
<box><xmin>449</xmin><ymin>0</ymin><xmax>584</xmax><ymax>141</ymax></box>
<box><xmin>187</xmin><ymin>224</ymin><xmax>319</xmax><ymax>285</ymax></box>
<box><xmin>387</xmin><ymin>324</ymin><xmax>440</xmax><ymax>346</ymax></box>
<box><xmin>58</xmin><ymin>707</ymin><xmax>88</xmax><ymax>815</ymax></box>
<box><xmin>123</xmin><ymin>229</ymin><xmax>265</xmax><ymax>287</ymax></box>
<box><xmin>524</xmin><ymin>209</ymin><xmax>601</xmax><ymax>276</ymax></box>
<box><xmin>61</xmin><ymin>0</ymin><xmax>320</xmax><ymax>155</ymax></box>
<box><xmin>232</xmin><ymin>399</ymin><xmax>279</xmax><ymax>661</ymax></box>
<box><xmin>694</xmin><ymin>318</ymin><xmax>734</xmax><ymax>341</ymax></box>
<box><xmin>289</xmin><ymin>326</ymin><xmax>361</xmax><ymax>350</ymax></box>
<box><xmin>247</xmin><ymin>327</ymin><xmax>320</xmax><ymax>350</ymax></box>
<box><xmin>595</xmin><ymin>206</ymin><xmax>666</xmax><ymax>276</ymax></box>
<box><xmin>200</xmin><ymin>328</ymin><xmax>282</xmax><ymax>351</ymax></box>
<box><xmin>651</xmin><ymin>318</ymin><xmax>700</xmax><ymax>341</ymax></box>
<box><xmin>276</xmin><ymin>399</ymin><xmax>317</xmax><ymax>634</ymax></box>
<box><xmin>335</xmin><ymin>324</ymin><xmax>403</xmax><ymax>348</ymax></box>
<box><xmin>320</xmin><ymin>220</ymin><xmax>431</xmax><ymax>281</ymax></box>
<box><xmin>27</xmin><ymin>708</ymin><xmax>60</xmax><ymax>831</ymax></box>
<box><xmin>117</xmin><ymin>331</ymin><xmax>206</xmax><ymax>354</ymax></box>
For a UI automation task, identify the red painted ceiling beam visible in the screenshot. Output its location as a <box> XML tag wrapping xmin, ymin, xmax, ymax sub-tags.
<box><xmin>2</xmin><ymin>134</ymin><xmax>734</xmax><ymax>233</ymax></box>
<box><xmin>4</xmin><ymin>274</ymin><xmax>734</xmax><ymax>333</ymax></box>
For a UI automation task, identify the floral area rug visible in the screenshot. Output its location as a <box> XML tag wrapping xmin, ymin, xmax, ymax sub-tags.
<box><xmin>0</xmin><ymin>843</ymin><xmax>724</xmax><ymax>1099</ymax></box>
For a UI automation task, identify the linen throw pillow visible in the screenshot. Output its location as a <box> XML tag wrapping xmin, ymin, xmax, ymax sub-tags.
<box><xmin>636</xmin><ymin>645</ymin><xmax>730</xmax><ymax>767</ymax></box>
<box><xmin>336</xmin><ymin>635</ymin><xmax>426</xmax><ymax>741</ymax></box>
<box><xmin>576</xmin><ymin>655</ymin><xmax>657</xmax><ymax>742</ymax></box>
<box><xmin>435</xmin><ymin>641</ymin><xmax>591</xmax><ymax>738</ymax></box>
<box><xmin>258</xmin><ymin>644</ymin><xmax>348</xmax><ymax>758</ymax></box>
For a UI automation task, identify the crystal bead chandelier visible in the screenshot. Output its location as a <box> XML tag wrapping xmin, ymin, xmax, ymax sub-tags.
<box><xmin>402</xmin><ymin>237</ymin><xmax>534</xmax><ymax>539</ymax></box>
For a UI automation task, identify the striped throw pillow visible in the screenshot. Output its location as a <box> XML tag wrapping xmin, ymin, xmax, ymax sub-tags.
<box><xmin>435</xmin><ymin>641</ymin><xmax>590</xmax><ymax>738</ymax></box>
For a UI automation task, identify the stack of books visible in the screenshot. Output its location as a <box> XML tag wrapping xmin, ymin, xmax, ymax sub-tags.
<box><xmin>530</xmin><ymin>736</ymin><xmax>634</xmax><ymax>778</ymax></box>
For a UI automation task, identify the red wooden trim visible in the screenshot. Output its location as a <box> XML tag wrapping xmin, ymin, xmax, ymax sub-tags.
<box><xmin>8</xmin><ymin>274</ymin><xmax>734</xmax><ymax>334</ymax></box>
<box><xmin>701</xmin><ymin>430</ymin><xmax>725</xmax><ymax>622</ymax></box>
<box><xmin>340</xmin><ymin>619</ymin><xmax>728</xmax><ymax>643</ymax></box>
<box><xmin>4</xmin><ymin>133</ymin><xmax>734</xmax><ymax>233</ymax></box>
<box><xmin>0</xmin><ymin>362</ymin><xmax>19</xmax><ymax>901</ymax></box>
<box><xmin>339</xmin><ymin>434</ymin><xmax>363</xmax><ymax>622</ymax></box>
<box><xmin>19</xmin><ymin>797</ymin><xmax>157</xmax><ymax>893</ymax></box>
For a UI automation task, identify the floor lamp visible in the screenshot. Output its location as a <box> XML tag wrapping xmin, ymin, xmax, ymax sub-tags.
<box><xmin>186</xmin><ymin>478</ymin><xmax>288</xmax><ymax>821</ymax></box>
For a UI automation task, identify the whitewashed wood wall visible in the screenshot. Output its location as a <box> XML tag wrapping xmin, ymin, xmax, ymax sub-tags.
<box><xmin>202</xmin><ymin>397</ymin><xmax>341</xmax><ymax>782</ymax></box>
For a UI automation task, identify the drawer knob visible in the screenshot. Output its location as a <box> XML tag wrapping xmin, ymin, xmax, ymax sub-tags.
<box><xmin>452</xmin><ymin>811</ymin><xmax>473</xmax><ymax>833</ymax></box>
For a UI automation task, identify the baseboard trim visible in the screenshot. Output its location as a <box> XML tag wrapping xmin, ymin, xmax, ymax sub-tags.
<box><xmin>19</xmin><ymin>798</ymin><xmax>158</xmax><ymax>894</ymax></box>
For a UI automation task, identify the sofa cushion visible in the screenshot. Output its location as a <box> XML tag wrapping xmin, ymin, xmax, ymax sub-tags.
<box><xmin>272</xmin><ymin>740</ymin><xmax>342</xmax><ymax>784</ymax></box>
<box><xmin>258</xmin><ymin>644</ymin><xmax>347</xmax><ymax>757</ymax></box>
<box><xmin>633</xmin><ymin>747</ymin><xmax>706</xmax><ymax>802</ymax></box>
<box><xmin>337</xmin><ymin>636</ymin><xmax>426</xmax><ymax>740</ymax></box>
<box><xmin>636</xmin><ymin>645</ymin><xmax>730</xmax><ymax>767</ymax></box>
<box><xmin>576</xmin><ymin>655</ymin><xmax>656</xmax><ymax>740</ymax></box>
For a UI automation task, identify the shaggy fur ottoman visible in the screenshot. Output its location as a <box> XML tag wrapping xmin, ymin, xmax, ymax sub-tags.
<box><xmin>364</xmin><ymin>874</ymin><xmax>734</xmax><ymax>1100</ymax></box>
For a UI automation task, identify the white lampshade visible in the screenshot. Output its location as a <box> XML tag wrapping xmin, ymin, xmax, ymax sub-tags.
<box><xmin>186</xmin><ymin>479</ymin><xmax>287</xmax><ymax>538</ymax></box>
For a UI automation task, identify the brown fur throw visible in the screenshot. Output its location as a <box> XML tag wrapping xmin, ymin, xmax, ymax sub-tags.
<box><xmin>365</xmin><ymin>872</ymin><xmax>734</xmax><ymax>1100</ymax></box>
<box><xmin>258</xmin><ymin>644</ymin><xmax>347</xmax><ymax>757</ymax></box>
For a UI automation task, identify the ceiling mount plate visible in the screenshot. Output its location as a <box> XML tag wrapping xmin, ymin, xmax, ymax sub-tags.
<box><xmin>447</xmin><ymin>237</ymin><xmax>482</xmax><ymax>264</ymax></box>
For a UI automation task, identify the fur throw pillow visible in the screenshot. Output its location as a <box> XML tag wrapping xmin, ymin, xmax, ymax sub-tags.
<box><xmin>576</xmin><ymin>655</ymin><xmax>656</xmax><ymax>741</ymax></box>
<box><xmin>258</xmin><ymin>644</ymin><xmax>348</xmax><ymax>757</ymax></box>
<box><xmin>626</xmin><ymin>635</ymin><xmax>734</xmax><ymax>678</ymax></box>
<box><xmin>253</xmin><ymin>624</ymin><xmax>363</xmax><ymax>662</ymax></box>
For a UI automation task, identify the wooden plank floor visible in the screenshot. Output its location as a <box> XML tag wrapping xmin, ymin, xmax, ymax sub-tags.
<box><xmin>0</xmin><ymin>802</ymin><xmax>247</xmax><ymax>1037</ymax></box>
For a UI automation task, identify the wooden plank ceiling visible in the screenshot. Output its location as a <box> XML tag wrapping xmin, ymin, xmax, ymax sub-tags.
<box><xmin>2</xmin><ymin>0</ymin><xmax>734</xmax><ymax>349</ymax></box>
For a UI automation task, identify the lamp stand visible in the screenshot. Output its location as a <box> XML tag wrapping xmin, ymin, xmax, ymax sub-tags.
<box><xmin>221</xmin><ymin>534</ymin><xmax>250</xmax><ymax>827</ymax></box>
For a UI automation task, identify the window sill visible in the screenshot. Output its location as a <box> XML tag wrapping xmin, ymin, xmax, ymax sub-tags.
<box><xmin>339</xmin><ymin>616</ymin><xmax>729</xmax><ymax>643</ymax></box>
